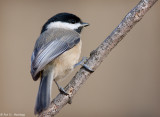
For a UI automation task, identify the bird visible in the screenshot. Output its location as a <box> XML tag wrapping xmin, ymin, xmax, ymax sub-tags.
<box><xmin>30</xmin><ymin>12</ymin><xmax>90</xmax><ymax>114</ymax></box>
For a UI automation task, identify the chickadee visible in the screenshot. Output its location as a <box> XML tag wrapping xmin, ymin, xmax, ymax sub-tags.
<box><xmin>30</xmin><ymin>13</ymin><xmax>89</xmax><ymax>114</ymax></box>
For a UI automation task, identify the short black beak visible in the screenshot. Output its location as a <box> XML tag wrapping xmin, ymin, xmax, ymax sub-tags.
<box><xmin>81</xmin><ymin>22</ymin><xmax>89</xmax><ymax>27</ymax></box>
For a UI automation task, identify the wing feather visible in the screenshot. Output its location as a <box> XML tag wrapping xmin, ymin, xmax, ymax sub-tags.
<box><xmin>31</xmin><ymin>28</ymin><xmax>80</xmax><ymax>80</ymax></box>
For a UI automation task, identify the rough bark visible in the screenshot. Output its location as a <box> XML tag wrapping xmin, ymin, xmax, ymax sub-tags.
<box><xmin>38</xmin><ymin>0</ymin><xmax>158</xmax><ymax>116</ymax></box>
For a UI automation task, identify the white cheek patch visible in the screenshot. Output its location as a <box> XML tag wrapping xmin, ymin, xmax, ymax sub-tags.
<box><xmin>47</xmin><ymin>21</ymin><xmax>81</xmax><ymax>30</ymax></box>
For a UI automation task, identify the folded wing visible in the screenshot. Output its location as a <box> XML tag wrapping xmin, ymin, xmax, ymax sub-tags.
<box><xmin>31</xmin><ymin>29</ymin><xmax>80</xmax><ymax>80</ymax></box>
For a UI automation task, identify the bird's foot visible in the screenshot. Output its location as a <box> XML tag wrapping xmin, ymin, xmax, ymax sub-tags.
<box><xmin>59</xmin><ymin>87</ymin><xmax>73</xmax><ymax>104</ymax></box>
<box><xmin>59</xmin><ymin>87</ymin><xmax>69</xmax><ymax>95</ymax></box>
<box><xmin>74</xmin><ymin>57</ymin><xmax>94</xmax><ymax>72</ymax></box>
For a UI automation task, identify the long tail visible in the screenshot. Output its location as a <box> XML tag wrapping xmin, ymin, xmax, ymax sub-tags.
<box><xmin>34</xmin><ymin>70</ymin><xmax>54</xmax><ymax>114</ymax></box>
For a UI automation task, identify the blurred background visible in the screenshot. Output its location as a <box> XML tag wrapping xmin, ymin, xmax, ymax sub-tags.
<box><xmin>0</xmin><ymin>0</ymin><xmax>160</xmax><ymax>117</ymax></box>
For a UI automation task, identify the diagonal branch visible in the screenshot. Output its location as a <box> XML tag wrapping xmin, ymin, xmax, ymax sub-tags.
<box><xmin>38</xmin><ymin>0</ymin><xmax>158</xmax><ymax>116</ymax></box>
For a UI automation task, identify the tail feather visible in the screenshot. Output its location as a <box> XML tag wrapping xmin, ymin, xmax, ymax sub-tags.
<box><xmin>34</xmin><ymin>70</ymin><xmax>53</xmax><ymax>114</ymax></box>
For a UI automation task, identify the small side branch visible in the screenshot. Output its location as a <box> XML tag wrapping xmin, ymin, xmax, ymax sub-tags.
<box><xmin>38</xmin><ymin>0</ymin><xmax>158</xmax><ymax>116</ymax></box>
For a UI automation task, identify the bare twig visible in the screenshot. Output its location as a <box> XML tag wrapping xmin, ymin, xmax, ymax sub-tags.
<box><xmin>38</xmin><ymin>0</ymin><xmax>158</xmax><ymax>116</ymax></box>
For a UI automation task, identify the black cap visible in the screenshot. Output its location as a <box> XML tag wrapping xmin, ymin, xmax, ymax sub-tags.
<box><xmin>41</xmin><ymin>13</ymin><xmax>85</xmax><ymax>34</ymax></box>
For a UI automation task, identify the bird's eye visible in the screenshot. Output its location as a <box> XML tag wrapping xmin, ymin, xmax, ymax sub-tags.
<box><xmin>69</xmin><ymin>19</ymin><xmax>76</xmax><ymax>24</ymax></box>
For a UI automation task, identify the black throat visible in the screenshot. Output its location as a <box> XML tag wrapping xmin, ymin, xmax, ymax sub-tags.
<box><xmin>75</xmin><ymin>27</ymin><xmax>83</xmax><ymax>34</ymax></box>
